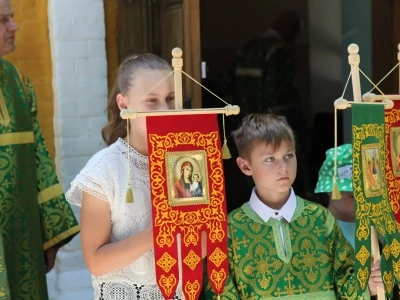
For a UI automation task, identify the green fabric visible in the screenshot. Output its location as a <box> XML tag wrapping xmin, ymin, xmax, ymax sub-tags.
<box><xmin>314</xmin><ymin>144</ymin><xmax>353</xmax><ymax>193</ymax></box>
<box><xmin>0</xmin><ymin>236</ymin><xmax>10</xmax><ymax>300</ymax></box>
<box><xmin>0</xmin><ymin>58</ymin><xmax>79</xmax><ymax>299</ymax></box>
<box><xmin>226</xmin><ymin>37</ymin><xmax>301</xmax><ymax>115</ymax></box>
<box><xmin>352</xmin><ymin>103</ymin><xmax>400</xmax><ymax>298</ymax></box>
<box><xmin>205</xmin><ymin>197</ymin><xmax>368</xmax><ymax>300</ymax></box>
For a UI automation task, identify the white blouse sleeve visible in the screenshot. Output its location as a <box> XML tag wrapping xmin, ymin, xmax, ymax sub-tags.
<box><xmin>66</xmin><ymin>151</ymin><xmax>113</xmax><ymax>207</ymax></box>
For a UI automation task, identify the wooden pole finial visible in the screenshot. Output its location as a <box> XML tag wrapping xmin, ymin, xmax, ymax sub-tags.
<box><xmin>172</xmin><ymin>47</ymin><xmax>183</xmax><ymax>58</ymax></box>
<box><xmin>334</xmin><ymin>98</ymin><xmax>349</xmax><ymax>110</ymax></box>
<box><xmin>362</xmin><ymin>92</ymin><xmax>376</xmax><ymax>102</ymax></box>
<box><xmin>348</xmin><ymin>43</ymin><xmax>359</xmax><ymax>55</ymax></box>
<box><xmin>172</xmin><ymin>47</ymin><xmax>184</xmax><ymax>110</ymax></box>
<box><xmin>348</xmin><ymin>43</ymin><xmax>362</xmax><ymax>102</ymax></box>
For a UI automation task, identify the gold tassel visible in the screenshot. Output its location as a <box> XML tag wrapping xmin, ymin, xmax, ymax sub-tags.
<box><xmin>222</xmin><ymin>140</ymin><xmax>231</xmax><ymax>159</ymax></box>
<box><xmin>217</xmin><ymin>295</ymin><xmax>221</xmax><ymax>300</ymax></box>
<box><xmin>222</xmin><ymin>114</ymin><xmax>231</xmax><ymax>159</ymax></box>
<box><xmin>126</xmin><ymin>184</ymin><xmax>134</xmax><ymax>203</ymax></box>
<box><xmin>126</xmin><ymin>117</ymin><xmax>134</xmax><ymax>203</ymax></box>
<box><xmin>331</xmin><ymin>107</ymin><xmax>342</xmax><ymax>200</ymax></box>
<box><xmin>332</xmin><ymin>180</ymin><xmax>342</xmax><ymax>200</ymax></box>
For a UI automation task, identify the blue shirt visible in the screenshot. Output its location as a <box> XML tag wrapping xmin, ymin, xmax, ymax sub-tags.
<box><xmin>337</xmin><ymin>220</ymin><xmax>356</xmax><ymax>249</ymax></box>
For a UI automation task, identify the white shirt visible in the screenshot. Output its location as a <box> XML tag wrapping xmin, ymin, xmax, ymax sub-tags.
<box><xmin>247</xmin><ymin>188</ymin><xmax>297</xmax><ymax>250</ymax></box>
<box><xmin>248</xmin><ymin>187</ymin><xmax>297</xmax><ymax>223</ymax></box>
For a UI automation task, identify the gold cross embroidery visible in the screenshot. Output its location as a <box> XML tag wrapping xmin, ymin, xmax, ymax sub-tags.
<box><xmin>274</xmin><ymin>274</ymin><xmax>306</xmax><ymax>296</ymax></box>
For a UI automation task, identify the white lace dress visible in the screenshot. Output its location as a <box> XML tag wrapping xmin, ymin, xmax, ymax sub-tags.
<box><xmin>66</xmin><ymin>138</ymin><xmax>183</xmax><ymax>300</ymax></box>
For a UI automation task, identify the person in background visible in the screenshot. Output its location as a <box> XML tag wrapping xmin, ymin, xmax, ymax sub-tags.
<box><xmin>223</xmin><ymin>9</ymin><xmax>311</xmax><ymax>199</ymax></box>
<box><xmin>0</xmin><ymin>0</ymin><xmax>79</xmax><ymax>298</ymax></box>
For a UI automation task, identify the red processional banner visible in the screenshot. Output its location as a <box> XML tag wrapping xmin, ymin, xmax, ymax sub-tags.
<box><xmin>384</xmin><ymin>99</ymin><xmax>400</xmax><ymax>229</ymax></box>
<box><xmin>146</xmin><ymin>113</ymin><xmax>229</xmax><ymax>300</ymax></box>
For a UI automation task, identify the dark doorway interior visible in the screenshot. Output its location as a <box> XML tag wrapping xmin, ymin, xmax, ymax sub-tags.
<box><xmin>198</xmin><ymin>0</ymin><xmax>345</xmax><ymax>210</ymax></box>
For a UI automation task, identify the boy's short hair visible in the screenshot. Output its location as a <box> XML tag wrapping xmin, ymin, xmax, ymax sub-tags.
<box><xmin>232</xmin><ymin>113</ymin><xmax>296</xmax><ymax>160</ymax></box>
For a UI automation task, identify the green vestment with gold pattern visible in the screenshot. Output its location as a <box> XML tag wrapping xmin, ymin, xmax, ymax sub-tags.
<box><xmin>0</xmin><ymin>58</ymin><xmax>80</xmax><ymax>299</ymax></box>
<box><xmin>205</xmin><ymin>197</ymin><xmax>367</xmax><ymax>300</ymax></box>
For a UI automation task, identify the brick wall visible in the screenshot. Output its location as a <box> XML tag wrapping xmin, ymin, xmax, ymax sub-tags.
<box><xmin>47</xmin><ymin>0</ymin><xmax>108</xmax><ymax>299</ymax></box>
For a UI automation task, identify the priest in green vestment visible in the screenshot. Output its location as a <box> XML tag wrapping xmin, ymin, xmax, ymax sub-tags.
<box><xmin>0</xmin><ymin>0</ymin><xmax>80</xmax><ymax>299</ymax></box>
<box><xmin>222</xmin><ymin>10</ymin><xmax>311</xmax><ymax>199</ymax></box>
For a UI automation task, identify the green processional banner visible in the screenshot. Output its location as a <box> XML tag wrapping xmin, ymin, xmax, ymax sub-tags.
<box><xmin>352</xmin><ymin>103</ymin><xmax>400</xmax><ymax>297</ymax></box>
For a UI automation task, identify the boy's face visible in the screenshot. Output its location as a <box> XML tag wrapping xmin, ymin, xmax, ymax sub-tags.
<box><xmin>236</xmin><ymin>140</ymin><xmax>297</xmax><ymax>200</ymax></box>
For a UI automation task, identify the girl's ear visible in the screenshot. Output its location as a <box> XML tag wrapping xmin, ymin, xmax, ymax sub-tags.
<box><xmin>236</xmin><ymin>157</ymin><xmax>252</xmax><ymax>176</ymax></box>
<box><xmin>116</xmin><ymin>93</ymin><xmax>128</xmax><ymax>111</ymax></box>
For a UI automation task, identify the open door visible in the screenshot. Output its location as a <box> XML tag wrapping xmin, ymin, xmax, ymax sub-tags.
<box><xmin>105</xmin><ymin>0</ymin><xmax>202</xmax><ymax>108</ymax></box>
<box><xmin>159</xmin><ymin>0</ymin><xmax>202</xmax><ymax>108</ymax></box>
<box><xmin>116</xmin><ymin>0</ymin><xmax>151</xmax><ymax>61</ymax></box>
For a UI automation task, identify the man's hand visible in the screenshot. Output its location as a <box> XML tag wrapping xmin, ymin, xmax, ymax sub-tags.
<box><xmin>368</xmin><ymin>261</ymin><xmax>383</xmax><ymax>296</ymax></box>
<box><xmin>44</xmin><ymin>246</ymin><xmax>60</xmax><ymax>273</ymax></box>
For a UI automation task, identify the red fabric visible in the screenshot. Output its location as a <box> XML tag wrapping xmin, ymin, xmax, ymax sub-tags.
<box><xmin>384</xmin><ymin>99</ymin><xmax>400</xmax><ymax>229</ymax></box>
<box><xmin>146</xmin><ymin>114</ymin><xmax>229</xmax><ymax>300</ymax></box>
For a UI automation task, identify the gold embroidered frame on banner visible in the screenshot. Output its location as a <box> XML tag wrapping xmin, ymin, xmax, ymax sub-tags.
<box><xmin>148</xmin><ymin>131</ymin><xmax>227</xmax><ymax>296</ymax></box>
<box><xmin>390</xmin><ymin>127</ymin><xmax>400</xmax><ymax>177</ymax></box>
<box><xmin>361</xmin><ymin>143</ymin><xmax>383</xmax><ymax>198</ymax></box>
<box><xmin>385</xmin><ymin>109</ymin><xmax>400</xmax><ymax>231</ymax></box>
<box><xmin>166</xmin><ymin>150</ymin><xmax>210</xmax><ymax>206</ymax></box>
<box><xmin>353</xmin><ymin>123</ymin><xmax>399</xmax><ymax>290</ymax></box>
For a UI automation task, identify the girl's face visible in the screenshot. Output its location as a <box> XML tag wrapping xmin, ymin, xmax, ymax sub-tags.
<box><xmin>126</xmin><ymin>69</ymin><xmax>175</xmax><ymax>112</ymax></box>
<box><xmin>116</xmin><ymin>69</ymin><xmax>175</xmax><ymax>150</ymax></box>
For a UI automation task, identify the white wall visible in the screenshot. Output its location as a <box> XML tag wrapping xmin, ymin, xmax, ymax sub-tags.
<box><xmin>47</xmin><ymin>0</ymin><xmax>108</xmax><ymax>299</ymax></box>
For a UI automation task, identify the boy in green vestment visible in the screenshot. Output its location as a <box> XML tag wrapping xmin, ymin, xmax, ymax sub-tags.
<box><xmin>0</xmin><ymin>0</ymin><xmax>80</xmax><ymax>299</ymax></box>
<box><xmin>205</xmin><ymin>114</ymin><xmax>382</xmax><ymax>300</ymax></box>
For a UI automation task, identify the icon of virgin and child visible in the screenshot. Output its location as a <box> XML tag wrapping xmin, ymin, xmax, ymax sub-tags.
<box><xmin>173</xmin><ymin>160</ymin><xmax>204</xmax><ymax>199</ymax></box>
